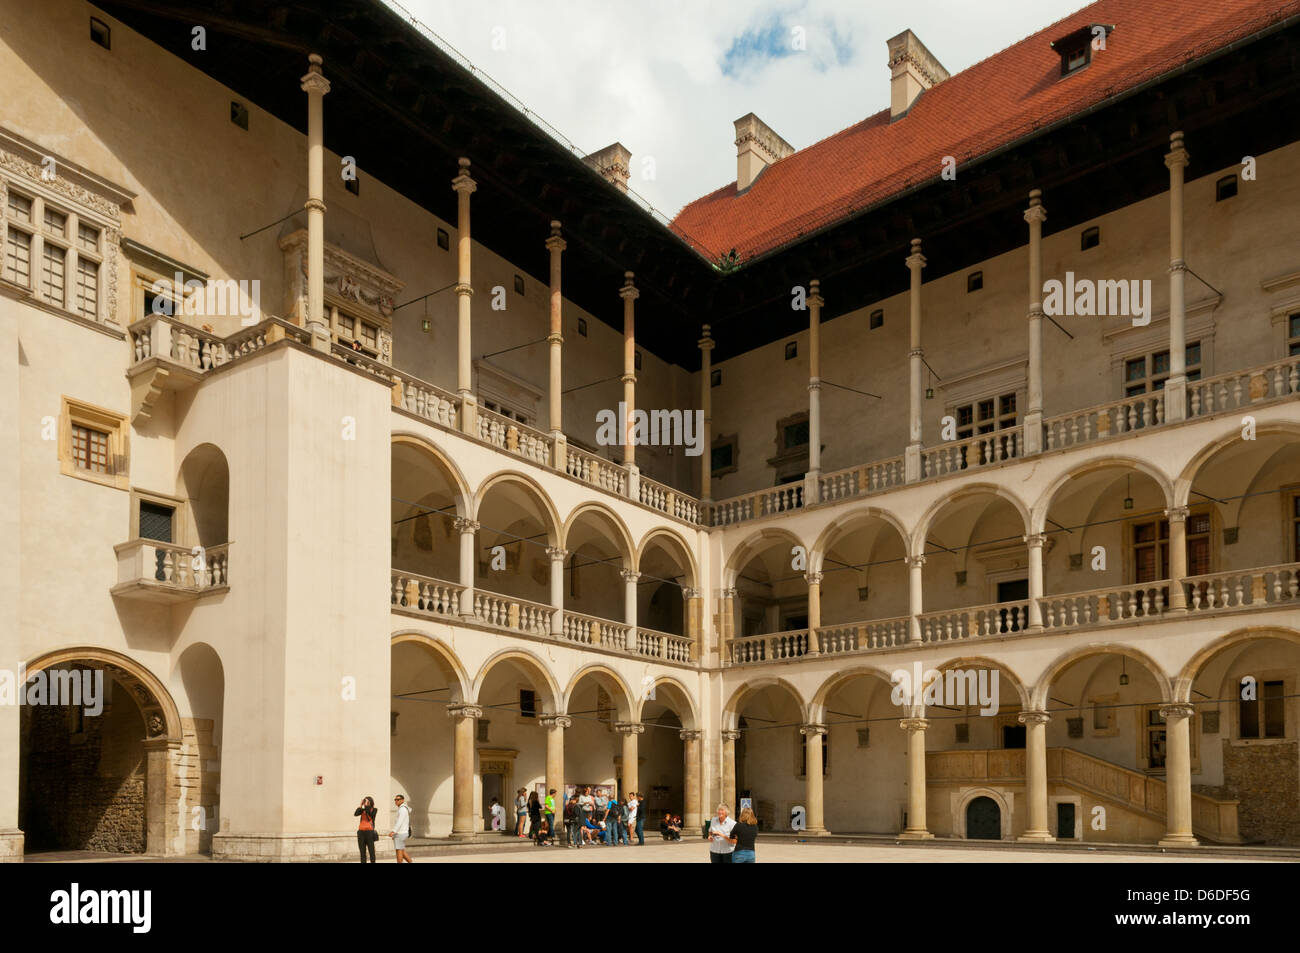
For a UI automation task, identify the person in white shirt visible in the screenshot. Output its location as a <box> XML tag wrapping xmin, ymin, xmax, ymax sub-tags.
<box><xmin>624</xmin><ymin>794</ymin><xmax>638</xmax><ymax>841</ymax></box>
<box><xmin>708</xmin><ymin>804</ymin><xmax>737</xmax><ymax>864</ymax></box>
<box><xmin>490</xmin><ymin>797</ymin><xmax>505</xmax><ymax>832</ymax></box>
<box><xmin>390</xmin><ymin>794</ymin><xmax>413</xmax><ymax>863</ymax></box>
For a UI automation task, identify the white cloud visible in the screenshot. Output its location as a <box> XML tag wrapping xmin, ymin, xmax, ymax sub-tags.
<box><xmin>387</xmin><ymin>0</ymin><xmax>1087</xmax><ymax>216</ymax></box>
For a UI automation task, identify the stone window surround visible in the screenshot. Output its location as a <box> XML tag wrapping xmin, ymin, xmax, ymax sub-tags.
<box><xmin>128</xmin><ymin>487</ymin><xmax>188</xmax><ymax>546</ymax></box>
<box><xmin>60</xmin><ymin>396</ymin><xmax>129</xmax><ymax>491</ymax></box>
<box><xmin>939</xmin><ymin>356</ymin><xmax>1027</xmax><ymax>431</ymax></box>
<box><xmin>711</xmin><ymin>432</ymin><xmax>739</xmax><ymax>478</ymax></box>
<box><xmin>474</xmin><ymin>359</ymin><xmax>542</xmax><ymax>428</ymax></box>
<box><xmin>1262</xmin><ymin>268</ymin><xmax>1300</xmax><ymax>357</ymax></box>
<box><xmin>1103</xmin><ymin>294</ymin><xmax>1219</xmax><ymax>396</ymax></box>
<box><xmin>1122</xmin><ymin>504</ymin><xmax>1216</xmax><ymax>585</ymax></box>
<box><xmin>1229</xmin><ymin>667</ymin><xmax>1292</xmax><ymax>744</ymax></box>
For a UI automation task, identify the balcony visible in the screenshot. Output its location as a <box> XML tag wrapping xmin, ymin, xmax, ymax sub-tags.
<box><xmin>112</xmin><ymin>540</ymin><xmax>230</xmax><ymax>603</ymax></box>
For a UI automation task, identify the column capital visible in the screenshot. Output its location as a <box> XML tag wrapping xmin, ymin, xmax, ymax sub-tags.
<box><xmin>539</xmin><ymin>714</ymin><xmax>573</xmax><ymax>730</ymax></box>
<box><xmin>546</xmin><ymin>546</ymin><xmax>569</xmax><ymax>561</ymax></box>
<box><xmin>1164</xmin><ymin>131</ymin><xmax>1190</xmax><ymax>170</ymax></box>
<box><xmin>620</xmin><ymin>569</ymin><xmax>641</xmax><ymax>583</ymax></box>
<box><xmin>682</xmin><ymin>587</ymin><xmax>702</xmax><ymax>600</ymax></box>
<box><xmin>452</xmin><ymin>157</ymin><xmax>477</xmax><ymax>195</ymax></box>
<box><xmin>453</xmin><ymin>517</ymin><xmax>480</xmax><ymax>534</ymax></box>
<box><xmin>804</xmin><ymin>571</ymin><xmax>824</xmax><ymax>586</ymax></box>
<box><xmin>720</xmin><ymin>587</ymin><xmax>738</xmax><ymax>599</ymax></box>
<box><xmin>905</xmin><ymin>237</ymin><xmax>926</xmax><ymax>270</ymax></box>
<box><xmin>300</xmin><ymin>53</ymin><xmax>331</xmax><ymax>95</ymax></box>
<box><xmin>614</xmin><ymin>722</ymin><xmax>646</xmax><ymax>735</ymax></box>
<box><xmin>545</xmin><ymin>220</ymin><xmax>566</xmax><ymax>252</ymax></box>
<box><xmin>679</xmin><ymin>729</ymin><xmax>702</xmax><ymax>742</ymax></box>
<box><xmin>807</xmin><ymin>278</ymin><xmax>824</xmax><ymax>310</ymax></box>
<box><xmin>899</xmin><ymin>717</ymin><xmax>929</xmax><ymax>733</ymax></box>
<box><xmin>1168</xmin><ymin>259</ymin><xmax>1188</xmax><ymax>274</ymax></box>
<box><xmin>905</xmin><ymin>554</ymin><xmax>927</xmax><ymax>569</ymax></box>
<box><xmin>698</xmin><ymin>324</ymin><xmax>715</xmax><ymax>351</ymax></box>
<box><xmin>721</xmin><ymin>729</ymin><xmax>742</xmax><ymax>742</ymax></box>
<box><xmin>1159</xmin><ymin>702</ymin><xmax>1196</xmax><ymax>721</ymax></box>
<box><xmin>447</xmin><ymin>704</ymin><xmax>483</xmax><ymax>720</ymax></box>
<box><xmin>799</xmin><ymin>723</ymin><xmax>828</xmax><ymax>737</ymax></box>
<box><xmin>1024</xmin><ymin>533</ymin><xmax>1049</xmax><ymax>549</ymax></box>
<box><xmin>908</xmin><ymin>347</ymin><xmax>924</xmax><ymax>359</ymax></box>
<box><xmin>1023</xmin><ymin>188</ymin><xmax>1047</xmax><ymax>223</ymax></box>
<box><xmin>1164</xmin><ymin>506</ymin><xmax>1190</xmax><ymax>523</ymax></box>
<box><xmin>619</xmin><ymin>271</ymin><xmax>639</xmax><ymax>301</ymax></box>
<box><xmin>454</xmin><ymin>281</ymin><xmax>474</xmax><ymax>297</ymax></box>
<box><xmin>1017</xmin><ymin>710</ymin><xmax>1051</xmax><ymax>726</ymax></box>
<box><xmin>807</xmin><ymin>378</ymin><xmax>822</xmax><ymax>392</ymax></box>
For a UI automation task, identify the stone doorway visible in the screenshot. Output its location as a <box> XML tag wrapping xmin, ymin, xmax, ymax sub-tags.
<box><xmin>966</xmin><ymin>796</ymin><xmax>1001</xmax><ymax>840</ymax></box>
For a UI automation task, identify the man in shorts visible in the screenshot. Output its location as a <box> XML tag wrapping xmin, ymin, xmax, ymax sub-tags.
<box><xmin>390</xmin><ymin>794</ymin><xmax>413</xmax><ymax>863</ymax></box>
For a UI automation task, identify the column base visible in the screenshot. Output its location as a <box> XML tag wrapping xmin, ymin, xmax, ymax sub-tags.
<box><xmin>1022</xmin><ymin>411</ymin><xmax>1043</xmax><ymax>454</ymax></box>
<box><xmin>898</xmin><ymin>829</ymin><xmax>934</xmax><ymax>840</ymax></box>
<box><xmin>803</xmin><ymin>827</ymin><xmax>833</xmax><ymax>837</ymax></box>
<box><xmin>1017</xmin><ymin>831</ymin><xmax>1056</xmax><ymax>843</ymax></box>
<box><xmin>904</xmin><ymin>444</ymin><xmax>921</xmax><ymax>483</ymax></box>
<box><xmin>212</xmin><ymin>831</ymin><xmax>391</xmax><ymax>862</ymax></box>
<box><xmin>1157</xmin><ymin>833</ymin><xmax>1199</xmax><ymax>848</ymax></box>
<box><xmin>0</xmin><ymin>829</ymin><xmax>24</xmax><ymax>862</ymax></box>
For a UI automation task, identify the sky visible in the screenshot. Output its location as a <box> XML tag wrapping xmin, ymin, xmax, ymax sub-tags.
<box><xmin>386</xmin><ymin>0</ymin><xmax>1092</xmax><ymax>219</ymax></box>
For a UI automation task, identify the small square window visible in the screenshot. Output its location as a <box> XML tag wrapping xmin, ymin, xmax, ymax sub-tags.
<box><xmin>436</xmin><ymin>228</ymin><xmax>450</xmax><ymax>251</ymax></box>
<box><xmin>784</xmin><ymin>341</ymin><xmax>798</xmax><ymax>360</ymax></box>
<box><xmin>577</xmin><ymin>317</ymin><xmax>588</xmax><ymax>337</ymax></box>
<box><xmin>710</xmin><ymin>369</ymin><xmax>721</xmax><ymax>388</ymax></box>
<box><xmin>967</xmin><ymin>271</ymin><xmax>983</xmax><ymax>293</ymax></box>
<box><xmin>138</xmin><ymin>501</ymin><xmax>175</xmax><ymax>543</ymax></box>
<box><xmin>711</xmin><ymin>439</ymin><xmax>737</xmax><ymax>476</ymax></box>
<box><xmin>77</xmin><ymin>223</ymin><xmax>100</xmax><ymax>252</ymax></box>
<box><xmin>90</xmin><ymin>17</ymin><xmax>111</xmax><ymax>49</ymax></box>
<box><xmin>869</xmin><ymin>309</ymin><xmax>883</xmax><ymax>330</ymax></box>
<box><xmin>476</xmin><ymin>719</ymin><xmax>490</xmax><ymax>743</ymax></box>
<box><xmin>71</xmin><ymin>424</ymin><xmax>110</xmax><ymax>473</ymax></box>
<box><xmin>856</xmin><ymin>728</ymin><xmax>870</xmax><ymax>748</ymax></box>
<box><xmin>955</xmin><ymin>723</ymin><xmax>970</xmax><ymax>743</ymax></box>
<box><xmin>345</xmin><ymin>176</ymin><xmax>359</xmax><ymax>196</ymax></box>
<box><xmin>1215</xmin><ymin>175</ymin><xmax>1238</xmax><ymax>201</ymax></box>
<box><xmin>1065</xmin><ymin>46</ymin><xmax>1087</xmax><ymax>72</ymax></box>
<box><xmin>1081</xmin><ymin>226</ymin><xmax>1100</xmax><ymax>250</ymax></box>
<box><xmin>230</xmin><ymin>101</ymin><xmax>249</xmax><ymax>130</ymax></box>
<box><xmin>513</xmin><ymin>274</ymin><xmax>525</xmax><ymax>295</ymax></box>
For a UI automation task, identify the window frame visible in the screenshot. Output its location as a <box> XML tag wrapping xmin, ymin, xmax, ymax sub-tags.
<box><xmin>59</xmin><ymin>396</ymin><xmax>129</xmax><ymax>490</ymax></box>
<box><xmin>129</xmin><ymin>488</ymin><xmax>187</xmax><ymax>545</ymax></box>
<box><xmin>711</xmin><ymin>433</ymin><xmax>739</xmax><ymax>478</ymax></box>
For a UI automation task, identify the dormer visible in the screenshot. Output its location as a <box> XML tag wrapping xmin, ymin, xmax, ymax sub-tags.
<box><xmin>1050</xmin><ymin>24</ymin><xmax>1115</xmax><ymax>78</ymax></box>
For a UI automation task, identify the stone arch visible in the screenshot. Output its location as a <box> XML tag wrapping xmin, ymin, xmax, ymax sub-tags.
<box><xmin>809</xmin><ymin>506</ymin><xmax>910</xmax><ymax>575</ymax></box>
<box><xmin>562</xmin><ymin>502</ymin><xmax>636</xmax><ymax>567</ymax></box>
<box><xmin>723</xmin><ymin>676</ymin><xmax>807</xmax><ymax>731</ymax></box>
<box><xmin>176</xmin><ymin>442</ymin><xmax>230</xmax><ymax>548</ymax></box>
<box><xmin>26</xmin><ymin>647</ymin><xmax>181</xmax><ymax>742</ymax></box>
<box><xmin>724</xmin><ymin>526</ymin><xmax>807</xmax><ymax>589</ymax></box>
<box><xmin>933</xmin><ymin>656</ymin><xmax>1031</xmax><ymax>710</ymax></box>
<box><xmin>472</xmin><ymin>647</ymin><xmax>562</xmax><ymax>714</ymax></box>
<box><xmin>635</xmin><ymin>675</ymin><xmax>698</xmax><ymax>730</ymax></box>
<box><xmin>392</xmin><ymin>432</ymin><xmax>473</xmax><ymax>515</ymax></box>
<box><xmin>1174</xmin><ymin>625</ymin><xmax>1300</xmax><ymax>703</ymax></box>
<box><xmin>808</xmin><ymin>665</ymin><xmax>896</xmax><ymax>723</ymax></box>
<box><xmin>473</xmin><ymin>469</ymin><xmax>562</xmax><ymax>544</ymax></box>
<box><xmin>635</xmin><ymin>527</ymin><xmax>700</xmax><ymax>591</ymax></box>
<box><xmin>954</xmin><ymin>787</ymin><xmax>1014</xmax><ymax>840</ymax></box>
<box><xmin>391</xmin><ymin>631</ymin><xmax>470</xmax><ymax>704</ymax></box>
<box><xmin>1175</xmin><ymin>420</ymin><xmax>1300</xmax><ymax>508</ymax></box>
<box><xmin>1031</xmin><ymin>454</ymin><xmax>1175</xmax><ymax>534</ymax></box>
<box><xmin>564</xmin><ymin>663</ymin><xmax>636</xmax><ymax>723</ymax></box>
<box><xmin>1030</xmin><ymin>643</ymin><xmax>1172</xmax><ymax>711</ymax></box>
<box><xmin>911</xmin><ymin>482</ymin><xmax>1031</xmax><ymax>559</ymax></box>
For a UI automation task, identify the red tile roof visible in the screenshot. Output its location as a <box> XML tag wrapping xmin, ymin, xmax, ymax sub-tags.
<box><xmin>670</xmin><ymin>0</ymin><xmax>1300</xmax><ymax>263</ymax></box>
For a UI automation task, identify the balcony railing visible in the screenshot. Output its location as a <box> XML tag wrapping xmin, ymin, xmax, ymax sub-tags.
<box><xmin>1189</xmin><ymin>358</ymin><xmax>1300</xmax><ymax>417</ymax></box>
<box><xmin>129</xmin><ymin>313</ymin><xmax>308</xmax><ymax>372</ymax></box>
<box><xmin>709</xmin><ymin>483</ymin><xmax>805</xmax><ymax>527</ymax></box>
<box><xmin>639</xmin><ymin>474</ymin><xmax>701</xmax><ymax>523</ymax></box>
<box><xmin>1043</xmin><ymin>390</ymin><xmax>1164</xmax><ymax>450</ymax></box>
<box><xmin>635</xmin><ymin>626</ymin><xmax>694</xmax><ymax>663</ymax></box>
<box><xmin>562</xmin><ymin>610</ymin><xmax>631</xmax><ymax>651</ymax></box>
<box><xmin>921</xmin><ymin>427</ymin><xmax>1022</xmax><ymax>479</ymax></box>
<box><xmin>816</xmin><ymin>617</ymin><xmax>910</xmax><ymax>654</ymax></box>
<box><xmin>473</xmin><ymin>589</ymin><xmax>553</xmax><ymax>636</ymax></box>
<box><xmin>819</xmin><ymin>456</ymin><xmax>906</xmax><ymax>503</ymax></box>
<box><xmin>477</xmin><ymin>406</ymin><xmax>553</xmax><ymax>467</ymax></box>
<box><xmin>392</xmin><ymin>369</ymin><xmax>460</xmax><ymax>428</ymax></box>
<box><xmin>1184</xmin><ymin>563</ymin><xmax>1300</xmax><ymax>611</ymax></box>
<box><xmin>112</xmin><ymin>540</ymin><xmax>229</xmax><ymax>602</ymax></box>
<box><xmin>565</xmin><ymin>444</ymin><xmax>628</xmax><ymax>495</ymax></box>
<box><xmin>728</xmin><ymin>630</ymin><xmax>812</xmax><ymax>665</ymax></box>
<box><xmin>1039</xmin><ymin>583</ymin><xmax>1168</xmax><ymax>630</ymax></box>
<box><xmin>390</xmin><ymin>570</ymin><xmax>462</xmax><ymax>618</ymax></box>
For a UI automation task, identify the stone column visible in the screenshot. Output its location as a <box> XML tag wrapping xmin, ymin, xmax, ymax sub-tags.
<box><xmin>447</xmin><ymin>704</ymin><xmax>482</xmax><ymax>839</ymax></box>
<box><xmin>698</xmin><ymin>325</ymin><xmax>715</xmax><ymax>503</ymax></box>
<box><xmin>683</xmin><ymin>587</ymin><xmax>702</xmax><ymax>659</ymax></box>
<box><xmin>721</xmin><ymin>729</ymin><xmax>741</xmax><ymax>811</ymax></box>
<box><xmin>547</xmin><ymin>546</ymin><xmax>567</xmax><ymax>636</ymax></box>
<box><xmin>899</xmin><ymin>717</ymin><xmax>933</xmax><ymax>838</ymax></box>
<box><xmin>805</xmin><ymin>279</ymin><xmax>824</xmax><ymax>503</ymax></box>
<box><xmin>619</xmin><ymin>272</ymin><xmax>640</xmax><ymax>488</ymax></box>
<box><xmin>680</xmin><ymin>730</ymin><xmax>703</xmax><ymax>830</ymax></box>
<box><xmin>1164</xmin><ymin>132</ymin><xmax>1190</xmax><ymax>423</ymax></box>
<box><xmin>455</xmin><ymin>517</ymin><xmax>479</xmax><ymax>621</ymax></box>
<box><xmin>1018</xmin><ymin>710</ymin><xmax>1054</xmax><ymax>841</ymax></box>
<box><xmin>1025</xmin><ymin>533</ymin><xmax>1046</xmax><ymax>631</ymax></box>
<box><xmin>453</xmin><ymin>158</ymin><xmax>478</xmax><ymax>434</ymax></box>
<box><xmin>143</xmin><ymin>739</ymin><xmax>182</xmax><ymax>855</ymax></box>
<box><xmin>1024</xmin><ymin>189</ymin><xmax>1047</xmax><ymax>453</ymax></box>
<box><xmin>1158</xmin><ymin>703</ymin><xmax>1199</xmax><ymax>847</ymax></box>
<box><xmin>1166</xmin><ymin>506</ymin><xmax>1189</xmax><ymax>612</ymax></box>
<box><xmin>800</xmin><ymin>724</ymin><xmax>829</xmax><ymax>835</ymax></box>
<box><xmin>906</xmin><ymin>554</ymin><xmax>926</xmax><ymax>643</ymax></box>
<box><xmin>719</xmin><ymin>587</ymin><xmax>737</xmax><ymax>660</ymax></box>
<box><xmin>546</xmin><ymin>221</ymin><xmax>567</xmax><ymax>469</ymax></box>
<box><xmin>905</xmin><ymin>239</ymin><xmax>926</xmax><ymax>482</ymax></box>
<box><xmin>621</xmin><ymin>569</ymin><xmax>640</xmax><ymax>630</ymax></box>
<box><xmin>540</xmin><ymin>715</ymin><xmax>570</xmax><ymax>811</ymax></box>
<box><xmin>616</xmin><ymin>723</ymin><xmax>644</xmax><ymax>795</ymax></box>
<box><xmin>300</xmin><ymin>54</ymin><xmax>331</xmax><ymax>352</ymax></box>
<box><xmin>805</xmin><ymin>571</ymin><xmax>823</xmax><ymax>655</ymax></box>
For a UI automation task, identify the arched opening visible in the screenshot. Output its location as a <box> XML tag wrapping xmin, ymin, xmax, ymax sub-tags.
<box><xmin>391</xmin><ymin>440</ymin><xmax>466</xmax><ymax>586</ymax></box>
<box><xmin>390</xmin><ymin>635</ymin><xmax>466</xmax><ymax>838</ymax></box>
<box><xmin>965</xmin><ymin>796</ymin><xmax>1001</xmax><ymax>839</ymax></box>
<box><xmin>638</xmin><ymin>530</ymin><xmax>697</xmax><ymax>639</ymax></box>
<box><xmin>727</xmin><ymin>530</ymin><xmax>809</xmax><ymax>661</ymax></box>
<box><xmin>562</xmin><ymin>506</ymin><xmax>632</xmax><ymax>628</ymax></box>
<box><xmin>637</xmin><ymin>678</ymin><xmax>696</xmax><ymax>831</ymax></box>
<box><xmin>815</xmin><ymin>511</ymin><xmax>909</xmax><ymax>647</ymax></box>
<box><xmin>474</xmin><ymin>475</ymin><xmax>559</xmax><ymax>632</ymax></box>
<box><xmin>177</xmin><ymin>443</ymin><xmax>229</xmax><ymax>548</ymax></box>
<box><xmin>176</xmin><ymin>642</ymin><xmax>224</xmax><ymax>854</ymax></box>
<box><xmin>726</xmin><ymin>680</ymin><xmax>806</xmax><ymax>832</ymax></box>
<box><xmin>564</xmin><ymin>667</ymin><xmax>635</xmax><ymax>805</ymax></box>
<box><xmin>812</xmin><ymin>669</ymin><xmax>904</xmax><ymax>833</ymax></box>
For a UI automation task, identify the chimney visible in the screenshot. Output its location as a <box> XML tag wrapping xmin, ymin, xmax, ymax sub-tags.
<box><xmin>887</xmin><ymin>30</ymin><xmax>949</xmax><ymax>120</ymax></box>
<box><xmin>733</xmin><ymin>113</ymin><xmax>794</xmax><ymax>191</ymax></box>
<box><xmin>584</xmin><ymin>142</ymin><xmax>632</xmax><ymax>192</ymax></box>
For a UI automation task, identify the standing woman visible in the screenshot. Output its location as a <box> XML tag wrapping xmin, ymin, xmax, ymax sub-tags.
<box><xmin>528</xmin><ymin>790</ymin><xmax>542</xmax><ymax>843</ymax></box>
<box><xmin>355</xmin><ymin>796</ymin><xmax>378</xmax><ymax>863</ymax></box>
<box><xmin>515</xmin><ymin>788</ymin><xmax>529</xmax><ymax>838</ymax></box>
<box><xmin>731</xmin><ymin>806</ymin><xmax>759</xmax><ymax>863</ymax></box>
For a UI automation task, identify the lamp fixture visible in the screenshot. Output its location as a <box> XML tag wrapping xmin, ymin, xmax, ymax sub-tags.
<box><xmin>925</xmin><ymin>367</ymin><xmax>934</xmax><ymax>400</ymax></box>
<box><xmin>1119</xmin><ymin>657</ymin><xmax>1129</xmax><ymax>687</ymax></box>
<box><xmin>1123</xmin><ymin>475</ymin><xmax>1133</xmax><ymax>510</ymax></box>
<box><xmin>421</xmin><ymin>298</ymin><xmax>431</xmax><ymax>333</ymax></box>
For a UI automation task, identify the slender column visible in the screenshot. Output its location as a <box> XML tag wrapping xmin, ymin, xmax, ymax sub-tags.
<box><xmin>621</xmin><ymin>569</ymin><xmax>640</xmax><ymax>630</ymax></box>
<box><xmin>447</xmin><ymin>704</ymin><xmax>483</xmax><ymax>838</ymax></box>
<box><xmin>906</xmin><ymin>555</ymin><xmax>926</xmax><ymax>643</ymax></box>
<box><xmin>616</xmin><ymin>723</ymin><xmax>644</xmax><ymax>795</ymax></box>
<box><xmin>1024</xmin><ymin>190</ymin><xmax>1047</xmax><ymax>453</ymax></box>
<box><xmin>1018</xmin><ymin>710</ymin><xmax>1054</xmax><ymax>841</ymax></box>
<box><xmin>698</xmin><ymin>325</ymin><xmax>715</xmax><ymax>503</ymax></box>
<box><xmin>619</xmin><ymin>272</ymin><xmax>640</xmax><ymax>480</ymax></box>
<box><xmin>1025</xmin><ymin>533</ymin><xmax>1046</xmax><ymax>631</ymax></box>
<box><xmin>1166</xmin><ymin>506</ymin><xmax>1189</xmax><ymax>612</ymax></box>
<box><xmin>899</xmin><ymin>717</ymin><xmax>933</xmax><ymax>838</ymax></box>
<box><xmin>805</xmin><ymin>571</ymin><xmax>823</xmax><ymax>655</ymax></box>
<box><xmin>455</xmin><ymin>517</ymin><xmax>479</xmax><ymax>621</ymax></box>
<box><xmin>683</xmin><ymin>587</ymin><xmax>702</xmax><ymax>657</ymax></box>
<box><xmin>719</xmin><ymin>587</ymin><xmax>737</xmax><ymax>660</ymax></box>
<box><xmin>1164</xmin><ymin>132</ymin><xmax>1190</xmax><ymax>422</ymax></box>
<box><xmin>806</xmin><ymin>279</ymin><xmax>824</xmax><ymax>503</ymax></box>
<box><xmin>904</xmin><ymin>239</ymin><xmax>926</xmax><ymax>482</ymax></box>
<box><xmin>540</xmin><ymin>715</ymin><xmax>570</xmax><ymax>814</ymax></box>
<box><xmin>800</xmin><ymin>724</ymin><xmax>829</xmax><ymax>835</ymax></box>
<box><xmin>546</xmin><ymin>221</ymin><xmax>567</xmax><ymax>468</ymax></box>
<box><xmin>1158</xmin><ymin>703</ymin><xmax>1199</xmax><ymax>847</ymax></box>
<box><xmin>547</xmin><ymin>546</ymin><xmax>568</xmax><ymax>636</ymax></box>
<box><xmin>680</xmin><ymin>730</ymin><xmax>703</xmax><ymax>830</ymax></box>
<box><xmin>300</xmin><ymin>55</ymin><xmax>331</xmax><ymax>352</ymax></box>
<box><xmin>452</xmin><ymin>158</ymin><xmax>478</xmax><ymax>434</ymax></box>
<box><xmin>721</xmin><ymin>728</ymin><xmax>740</xmax><ymax>811</ymax></box>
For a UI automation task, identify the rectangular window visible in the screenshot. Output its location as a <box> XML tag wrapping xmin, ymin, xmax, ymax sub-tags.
<box><xmin>1240</xmin><ymin>680</ymin><xmax>1285</xmax><ymax>739</ymax></box>
<box><xmin>1124</xmin><ymin>342</ymin><xmax>1202</xmax><ymax>397</ymax></box>
<box><xmin>1132</xmin><ymin>511</ymin><xmax>1210</xmax><ymax>585</ymax></box>
<box><xmin>138</xmin><ymin>501</ymin><xmax>175</xmax><ymax>543</ymax></box>
<box><xmin>966</xmin><ymin>271</ymin><xmax>983</xmax><ymax>292</ymax></box>
<box><xmin>41</xmin><ymin>243</ymin><xmax>66</xmax><ymax>304</ymax></box>
<box><xmin>1146</xmin><ymin>708</ymin><xmax>1167</xmax><ymax>768</ymax></box>
<box><xmin>1215</xmin><ymin>175</ymin><xmax>1238</xmax><ymax>201</ymax></box>
<box><xmin>78</xmin><ymin>222</ymin><xmax>100</xmax><ymax>252</ymax></box>
<box><xmin>359</xmin><ymin>321</ymin><xmax>378</xmax><ymax>349</ymax></box>
<box><xmin>75</xmin><ymin>257</ymin><xmax>98</xmax><ymax>319</ymax></box>
<box><xmin>43</xmin><ymin>207</ymin><xmax>67</xmax><ymax>237</ymax></box>
<box><xmin>1288</xmin><ymin>314</ymin><xmax>1300</xmax><ymax>358</ymax></box>
<box><xmin>7</xmin><ymin>191</ymin><xmax>32</xmax><ymax>223</ymax></box>
<box><xmin>869</xmin><ymin>309</ymin><xmax>884</xmax><ymax>329</ymax></box>
<box><xmin>519</xmin><ymin>689</ymin><xmax>536</xmax><ymax>719</ymax></box>
<box><xmin>3</xmin><ymin>228</ymin><xmax>31</xmax><ymax>287</ymax></box>
<box><xmin>954</xmin><ymin>391</ymin><xmax>1017</xmax><ymax>440</ymax></box>
<box><xmin>71</xmin><ymin>423</ymin><xmax>110</xmax><ymax>473</ymax></box>
<box><xmin>781</xmin><ymin>418</ymin><xmax>809</xmax><ymax>451</ymax></box>
<box><xmin>1081</xmin><ymin>226</ymin><xmax>1100</xmax><ymax>250</ymax></box>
